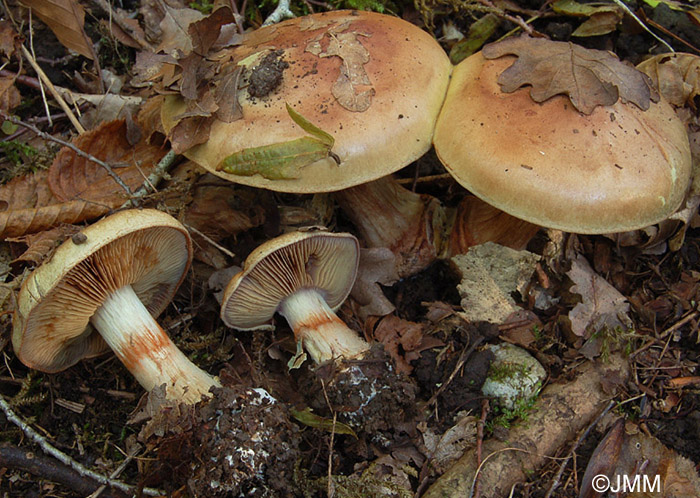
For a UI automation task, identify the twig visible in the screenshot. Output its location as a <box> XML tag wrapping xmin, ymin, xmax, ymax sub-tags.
<box><xmin>0</xmin><ymin>112</ymin><xmax>133</xmax><ymax>197</ymax></box>
<box><xmin>426</xmin><ymin>335</ymin><xmax>485</xmax><ymax>407</ymax></box>
<box><xmin>19</xmin><ymin>45</ymin><xmax>85</xmax><ymax>134</ymax></box>
<box><xmin>476</xmin><ymin>0</ymin><xmax>534</xmax><ymax>37</ymax></box>
<box><xmin>262</xmin><ymin>0</ymin><xmax>295</xmax><ymax>26</ymax></box>
<box><xmin>543</xmin><ymin>400</ymin><xmax>616</xmax><ymax>498</ymax></box>
<box><xmin>28</xmin><ymin>11</ymin><xmax>52</xmax><ymax>127</ymax></box>
<box><xmin>121</xmin><ymin>149</ymin><xmax>178</xmax><ymax>208</ymax></box>
<box><xmin>473</xmin><ymin>399</ymin><xmax>490</xmax><ymax>498</ymax></box>
<box><xmin>609</xmin><ymin>0</ymin><xmax>674</xmax><ymax>52</ymax></box>
<box><xmin>0</xmin><ymin>445</ymin><xmax>103</xmax><ymax>496</ymax></box>
<box><xmin>0</xmin><ymin>394</ymin><xmax>163</xmax><ymax>496</ymax></box>
<box><xmin>185</xmin><ymin>223</ymin><xmax>237</xmax><ymax>259</ymax></box>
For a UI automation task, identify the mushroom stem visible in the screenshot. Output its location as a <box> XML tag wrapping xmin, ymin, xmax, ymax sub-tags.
<box><xmin>334</xmin><ymin>176</ymin><xmax>447</xmax><ymax>277</ymax></box>
<box><xmin>91</xmin><ymin>284</ymin><xmax>219</xmax><ymax>403</ymax></box>
<box><xmin>279</xmin><ymin>288</ymin><xmax>369</xmax><ymax>364</ymax></box>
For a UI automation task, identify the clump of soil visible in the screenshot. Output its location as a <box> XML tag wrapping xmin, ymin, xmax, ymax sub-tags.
<box><xmin>248</xmin><ymin>49</ymin><xmax>289</xmax><ymax>98</ymax></box>
<box><xmin>139</xmin><ymin>383</ymin><xmax>301</xmax><ymax>497</ymax></box>
<box><xmin>413</xmin><ymin>318</ymin><xmax>498</xmax><ymax>423</ymax></box>
<box><xmin>297</xmin><ymin>344</ymin><xmax>418</xmax><ymax>438</ymax></box>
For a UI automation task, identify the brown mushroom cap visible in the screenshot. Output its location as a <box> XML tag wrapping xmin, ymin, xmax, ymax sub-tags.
<box><xmin>161</xmin><ymin>10</ymin><xmax>452</xmax><ymax>193</ymax></box>
<box><xmin>221</xmin><ymin>230</ymin><xmax>359</xmax><ymax>330</ymax></box>
<box><xmin>13</xmin><ymin>209</ymin><xmax>192</xmax><ymax>372</ymax></box>
<box><xmin>433</xmin><ymin>52</ymin><xmax>693</xmax><ymax>234</ymax></box>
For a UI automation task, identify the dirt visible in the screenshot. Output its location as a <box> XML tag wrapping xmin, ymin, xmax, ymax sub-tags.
<box><xmin>247</xmin><ymin>50</ymin><xmax>290</xmax><ymax>99</ymax></box>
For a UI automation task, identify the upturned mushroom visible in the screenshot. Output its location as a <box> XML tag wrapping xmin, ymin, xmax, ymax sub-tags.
<box><xmin>220</xmin><ymin>229</ymin><xmax>368</xmax><ymax>364</ymax></box>
<box><xmin>433</xmin><ymin>49</ymin><xmax>693</xmax><ymax>235</ymax></box>
<box><xmin>160</xmin><ymin>10</ymin><xmax>453</xmax><ymax>277</ymax></box>
<box><xmin>12</xmin><ymin>209</ymin><xmax>220</xmax><ymax>403</ymax></box>
<box><xmin>220</xmin><ymin>229</ymin><xmax>418</xmax><ymax>432</ymax></box>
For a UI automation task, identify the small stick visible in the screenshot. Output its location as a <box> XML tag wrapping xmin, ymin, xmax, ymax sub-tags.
<box><xmin>185</xmin><ymin>223</ymin><xmax>237</xmax><ymax>259</ymax></box>
<box><xmin>20</xmin><ymin>45</ymin><xmax>85</xmax><ymax>134</ymax></box>
<box><xmin>0</xmin><ymin>112</ymin><xmax>133</xmax><ymax>196</ymax></box>
<box><xmin>0</xmin><ymin>445</ymin><xmax>101</xmax><ymax>496</ymax></box>
<box><xmin>609</xmin><ymin>0</ymin><xmax>674</xmax><ymax>52</ymax></box>
<box><xmin>262</xmin><ymin>0</ymin><xmax>295</xmax><ymax>26</ymax></box>
<box><xmin>121</xmin><ymin>149</ymin><xmax>178</xmax><ymax>208</ymax></box>
<box><xmin>0</xmin><ymin>394</ymin><xmax>163</xmax><ymax>496</ymax></box>
<box><xmin>543</xmin><ymin>400</ymin><xmax>616</xmax><ymax>498</ymax></box>
<box><xmin>473</xmin><ymin>399</ymin><xmax>490</xmax><ymax>498</ymax></box>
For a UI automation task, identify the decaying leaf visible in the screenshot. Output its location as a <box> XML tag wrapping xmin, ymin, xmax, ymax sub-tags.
<box><xmin>0</xmin><ymin>170</ymin><xmax>108</xmax><ymax>238</ymax></box>
<box><xmin>21</xmin><ymin>0</ymin><xmax>95</xmax><ymax>60</ymax></box>
<box><xmin>8</xmin><ymin>225</ymin><xmax>81</xmax><ymax>264</ymax></box>
<box><xmin>306</xmin><ymin>22</ymin><xmax>375</xmax><ymax>112</ymax></box>
<box><xmin>0</xmin><ymin>75</ymin><xmax>21</xmax><ymax>114</ymax></box>
<box><xmin>290</xmin><ymin>407</ymin><xmax>357</xmax><ymax>437</ymax></box>
<box><xmin>567</xmin><ymin>254</ymin><xmax>632</xmax><ymax>337</ymax></box>
<box><xmin>48</xmin><ymin>119</ymin><xmax>166</xmax><ymax>205</ymax></box>
<box><xmin>371</xmin><ymin>315</ymin><xmax>434</xmax><ymax>375</ymax></box>
<box><xmin>154</xmin><ymin>3</ymin><xmax>204</xmax><ymax>55</ymax></box>
<box><xmin>482</xmin><ymin>36</ymin><xmax>659</xmax><ymax>114</ymax></box>
<box><xmin>420</xmin><ymin>415</ymin><xmax>477</xmax><ymax>474</ymax></box>
<box><xmin>451</xmin><ymin>242</ymin><xmax>540</xmax><ymax>323</ymax></box>
<box><xmin>637</xmin><ymin>52</ymin><xmax>700</xmax><ymax>108</ymax></box>
<box><xmin>218</xmin><ymin>104</ymin><xmax>337</xmax><ymax>180</ymax></box>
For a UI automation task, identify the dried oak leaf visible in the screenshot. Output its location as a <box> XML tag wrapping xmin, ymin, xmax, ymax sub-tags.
<box><xmin>48</xmin><ymin>119</ymin><xmax>167</xmax><ymax>205</ymax></box>
<box><xmin>482</xmin><ymin>36</ymin><xmax>658</xmax><ymax>114</ymax></box>
<box><xmin>154</xmin><ymin>4</ymin><xmax>204</xmax><ymax>55</ymax></box>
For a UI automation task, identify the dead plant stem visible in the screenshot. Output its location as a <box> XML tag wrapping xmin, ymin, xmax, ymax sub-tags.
<box><xmin>19</xmin><ymin>45</ymin><xmax>85</xmax><ymax>134</ymax></box>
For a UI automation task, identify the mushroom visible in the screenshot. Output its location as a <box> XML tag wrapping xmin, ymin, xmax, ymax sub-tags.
<box><xmin>12</xmin><ymin>209</ymin><xmax>220</xmax><ymax>403</ymax></box>
<box><xmin>220</xmin><ymin>229</ymin><xmax>367</xmax><ymax>364</ymax></box>
<box><xmin>433</xmin><ymin>51</ymin><xmax>693</xmax><ymax>234</ymax></box>
<box><xmin>160</xmin><ymin>10</ymin><xmax>453</xmax><ymax>278</ymax></box>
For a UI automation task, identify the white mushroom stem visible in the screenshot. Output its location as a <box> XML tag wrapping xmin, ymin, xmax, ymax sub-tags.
<box><xmin>90</xmin><ymin>284</ymin><xmax>220</xmax><ymax>404</ymax></box>
<box><xmin>279</xmin><ymin>288</ymin><xmax>369</xmax><ymax>364</ymax></box>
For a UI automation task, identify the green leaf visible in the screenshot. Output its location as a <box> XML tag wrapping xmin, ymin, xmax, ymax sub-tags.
<box><xmin>290</xmin><ymin>407</ymin><xmax>357</xmax><ymax>437</ymax></box>
<box><xmin>449</xmin><ymin>14</ymin><xmax>500</xmax><ymax>65</ymax></box>
<box><xmin>217</xmin><ymin>104</ymin><xmax>337</xmax><ymax>180</ymax></box>
<box><xmin>287</xmin><ymin>339</ymin><xmax>308</xmax><ymax>370</ymax></box>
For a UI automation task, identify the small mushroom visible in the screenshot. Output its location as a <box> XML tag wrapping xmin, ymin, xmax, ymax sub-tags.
<box><xmin>433</xmin><ymin>51</ymin><xmax>693</xmax><ymax>234</ymax></box>
<box><xmin>220</xmin><ymin>230</ymin><xmax>368</xmax><ymax>364</ymax></box>
<box><xmin>12</xmin><ymin>209</ymin><xmax>220</xmax><ymax>403</ymax></box>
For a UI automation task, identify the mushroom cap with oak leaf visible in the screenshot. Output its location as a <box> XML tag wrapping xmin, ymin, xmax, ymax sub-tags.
<box><xmin>161</xmin><ymin>10</ymin><xmax>452</xmax><ymax>193</ymax></box>
<box><xmin>433</xmin><ymin>50</ymin><xmax>692</xmax><ymax>234</ymax></box>
<box><xmin>13</xmin><ymin>209</ymin><xmax>218</xmax><ymax>403</ymax></box>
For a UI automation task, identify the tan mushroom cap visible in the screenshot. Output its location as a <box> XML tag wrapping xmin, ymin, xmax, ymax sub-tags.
<box><xmin>221</xmin><ymin>230</ymin><xmax>359</xmax><ymax>330</ymax></box>
<box><xmin>161</xmin><ymin>10</ymin><xmax>452</xmax><ymax>193</ymax></box>
<box><xmin>433</xmin><ymin>52</ymin><xmax>693</xmax><ymax>234</ymax></box>
<box><xmin>13</xmin><ymin>209</ymin><xmax>192</xmax><ymax>373</ymax></box>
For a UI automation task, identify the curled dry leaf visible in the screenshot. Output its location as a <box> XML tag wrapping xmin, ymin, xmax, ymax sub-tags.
<box><xmin>48</xmin><ymin>119</ymin><xmax>167</xmax><ymax>205</ymax></box>
<box><xmin>482</xmin><ymin>36</ymin><xmax>658</xmax><ymax>114</ymax></box>
<box><xmin>371</xmin><ymin>314</ymin><xmax>439</xmax><ymax>375</ymax></box>
<box><xmin>21</xmin><ymin>0</ymin><xmax>95</xmax><ymax>60</ymax></box>
<box><xmin>637</xmin><ymin>52</ymin><xmax>700</xmax><ymax>108</ymax></box>
<box><xmin>8</xmin><ymin>225</ymin><xmax>82</xmax><ymax>264</ymax></box>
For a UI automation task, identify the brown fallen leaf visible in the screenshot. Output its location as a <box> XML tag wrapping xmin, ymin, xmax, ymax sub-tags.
<box><xmin>567</xmin><ymin>254</ymin><xmax>632</xmax><ymax>337</ymax></box>
<box><xmin>21</xmin><ymin>0</ymin><xmax>96</xmax><ymax>60</ymax></box>
<box><xmin>0</xmin><ymin>75</ymin><xmax>21</xmax><ymax>114</ymax></box>
<box><xmin>154</xmin><ymin>3</ymin><xmax>204</xmax><ymax>55</ymax></box>
<box><xmin>0</xmin><ymin>169</ymin><xmax>108</xmax><ymax>238</ymax></box>
<box><xmin>482</xmin><ymin>36</ymin><xmax>658</xmax><ymax>114</ymax></box>
<box><xmin>579</xmin><ymin>418</ymin><xmax>625</xmax><ymax>498</ymax></box>
<box><xmin>637</xmin><ymin>52</ymin><xmax>700</xmax><ymax>108</ymax></box>
<box><xmin>47</xmin><ymin>119</ymin><xmax>166</xmax><ymax>205</ymax></box>
<box><xmin>371</xmin><ymin>314</ymin><xmax>444</xmax><ymax>375</ymax></box>
<box><xmin>8</xmin><ymin>225</ymin><xmax>81</xmax><ymax>264</ymax></box>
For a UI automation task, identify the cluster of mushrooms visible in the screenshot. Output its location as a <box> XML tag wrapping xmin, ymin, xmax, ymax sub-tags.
<box><xmin>10</xmin><ymin>7</ymin><xmax>694</xmax><ymax>494</ymax></box>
